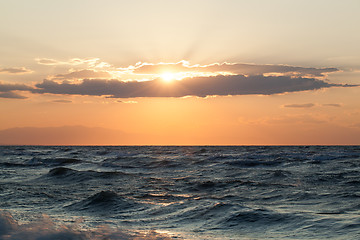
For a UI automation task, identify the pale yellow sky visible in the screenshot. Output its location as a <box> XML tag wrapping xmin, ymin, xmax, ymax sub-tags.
<box><xmin>0</xmin><ymin>0</ymin><xmax>359</xmax><ymax>145</ymax></box>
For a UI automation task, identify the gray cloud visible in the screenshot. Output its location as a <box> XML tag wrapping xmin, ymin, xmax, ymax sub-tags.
<box><xmin>134</xmin><ymin>62</ymin><xmax>339</xmax><ymax>77</ymax></box>
<box><xmin>52</xmin><ymin>99</ymin><xmax>72</xmax><ymax>103</ymax></box>
<box><xmin>283</xmin><ymin>103</ymin><xmax>344</xmax><ymax>108</ymax></box>
<box><xmin>283</xmin><ymin>103</ymin><xmax>316</xmax><ymax>108</ymax></box>
<box><xmin>55</xmin><ymin>70</ymin><xmax>112</xmax><ymax>79</ymax></box>
<box><xmin>322</xmin><ymin>103</ymin><xmax>342</xmax><ymax>107</ymax></box>
<box><xmin>0</xmin><ymin>82</ymin><xmax>34</xmax><ymax>92</ymax></box>
<box><xmin>0</xmin><ymin>92</ymin><xmax>27</xmax><ymax>99</ymax></box>
<box><xmin>0</xmin><ymin>82</ymin><xmax>33</xmax><ymax>99</ymax></box>
<box><xmin>33</xmin><ymin>75</ymin><xmax>344</xmax><ymax>98</ymax></box>
<box><xmin>0</xmin><ymin>67</ymin><xmax>32</xmax><ymax>74</ymax></box>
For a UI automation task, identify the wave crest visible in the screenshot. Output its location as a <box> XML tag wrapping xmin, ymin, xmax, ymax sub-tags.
<box><xmin>0</xmin><ymin>211</ymin><xmax>174</xmax><ymax>240</ymax></box>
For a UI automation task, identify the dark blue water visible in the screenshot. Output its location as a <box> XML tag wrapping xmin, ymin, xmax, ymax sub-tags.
<box><xmin>0</xmin><ymin>146</ymin><xmax>359</xmax><ymax>239</ymax></box>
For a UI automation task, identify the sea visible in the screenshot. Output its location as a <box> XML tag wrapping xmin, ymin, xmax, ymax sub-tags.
<box><xmin>0</xmin><ymin>146</ymin><xmax>359</xmax><ymax>240</ymax></box>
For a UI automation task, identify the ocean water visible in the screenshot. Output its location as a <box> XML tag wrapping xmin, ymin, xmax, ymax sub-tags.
<box><xmin>0</xmin><ymin>146</ymin><xmax>359</xmax><ymax>240</ymax></box>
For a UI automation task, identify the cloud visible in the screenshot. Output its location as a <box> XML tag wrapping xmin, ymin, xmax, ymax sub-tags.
<box><xmin>0</xmin><ymin>67</ymin><xmax>33</xmax><ymax>74</ymax></box>
<box><xmin>0</xmin><ymin>92</ymin><xmax>27</xmax><ymax>99</ymax></box>
<box><xmin>283</xmin><ymin>103</ymin><xmax>344</xmax><ymax>108</ymax></box>
<box><xmin>117</xmin><ymin>100</ymin><xmax>138</xmax><ymax>104</ymax></box>
<box><xmin>0</xmin><ymin>82</ymin><xmax>33</xmax><ymax>99</ymax></box>
<box><xmin>0</xmin><ymin>61</ymin><xmax>355</xmax><ymax>100</ymax></box>
<box><xmin>35</xmin><ymin>58</ymin><xmax>98</xmax><ymax>66</ymax></box>
<box><xmin>35</xmin><ymin>58</ymin><xmax>60</xmax><ymax>65</ymax></box>
<box><xmin>133</xmin><ymin>61</ymin><xmax>339</xmax><ymax>77</ymax></box>
<box><xmin>52</xmin><ymin>99</ymin><xmax>72</xmax><ymax>103</ymax></box>
<box><xmin>0</xmin><ymin>82</ymin><xmax>34</xmax><ymax>92</ymax></box>
<box><xmin>283</xmin><ymin>103</ymin><xmax>315</xmax><ymax>108</ymax></box>
<box><xmin>322</xmin><ymin>103</ymin><xmax>342</xmax><ymax>107</ymax></box>
<box><xmin>35</xmin><ymin>58</ymin><xmax>107</xmax><ymax>67</ymax></box>
<box><xmin>55</xmin><ymin>69</ymin><xmax>112</xmax><ymax>79</ymax></box>
<box><xmin>33</xmin><ymin>75</ymin><xmax>344</xmax><ymax>98</ymax></box>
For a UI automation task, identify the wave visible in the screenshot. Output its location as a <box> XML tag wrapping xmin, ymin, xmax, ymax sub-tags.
<box><xmin>27</xmin><ymin>157</ymin><xmax>82</xmax><ymax>166</ymax></box>
<box><xmin>45</xmin><ymin>167</ymin><xmax>130</xmax><ymax>182</ymax></box>
<box><xmin>2</xmin><ymin>146</ymin><xmax>360</xmax><ymax>239</ymax></box>
<box><xmin>226</xmin><ymin>159</ymin><xmax>282</xmax><ymax>167</ymax></box>
<box><xmin>0</xmin><ymin>162</ymin><xmax>27</xmax><ymax>168</ymax></box>
<box><xmin>66</xmin><ymin>191</ymin><xmax>141</xmax><ymax>213</ymax></box>
<box><xmin>224</xmin><ymin>208</ymin><xmax>303</xmax><ymax>227</ymax></box>
<box><xmin>0</xmin><ymin>211</ymin><xmax>175</xmax><ymax>240</ymax></box>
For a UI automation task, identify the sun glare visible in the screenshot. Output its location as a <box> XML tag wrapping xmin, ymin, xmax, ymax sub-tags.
<box><xmin>161</xmin><ymin>72</ymin><xmax>175</xmax><ymax>82</ymax></box>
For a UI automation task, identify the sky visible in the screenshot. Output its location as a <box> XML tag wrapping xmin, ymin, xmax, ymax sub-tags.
<box><xmin>0</xmin><ymin>0</ymin><xmax>359</xmax><ymax>145</ymax></box>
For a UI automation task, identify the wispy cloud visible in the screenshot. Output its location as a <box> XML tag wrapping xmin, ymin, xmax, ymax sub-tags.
<box><xmin>117</xmin><ymin>100</ymin><xmax>138</xmax><ymax>104</ymax></box>
<box><xmin>52</xmin><ymin>99</ymin><xmax>72</xmax><ymax>103</ymax></box>
<box><xmin>264</xmin><ymin>114</ymin><xmax>327</xmax><ymax>125</ymax></box>
<box><xmin>282</xmin><ymin>103</ymin><xmax>344</xmax><ymax>108</ymax></box>
<box><xmin>0</xmin><ymin>67</ymin><xmax>33</xmax><ymax>74</ymax></box>
<box><xmin>322</xmin><ymin>103</ymin><xmax>342</xmax><ymax>107</ymax></box>
<box><xmin>35</xmin><ymin>58</ymin><xmax>111</xmax><ymax>68</ymax></box>
<box><xmin>283</xmin><ymin>103</ymin><xmax>316</xmax><ymax>108</ymax></box>
<box><xmin>133</xmin><ymin>61</ymin><xmax>339</xmax><ymax>78</ymax></box>
<box><xmin>55</xmin><ymin>70</ymin><xmax>112</xmax><ymax>79</ymax></box>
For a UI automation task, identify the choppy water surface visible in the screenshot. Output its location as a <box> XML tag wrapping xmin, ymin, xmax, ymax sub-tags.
<box><xmin>0</xmin><ymin>146</ymin><xmax>359</xmax><ymax>239</ymax></box>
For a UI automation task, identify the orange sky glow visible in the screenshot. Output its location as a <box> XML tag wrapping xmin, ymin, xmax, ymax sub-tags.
<box><xmin>1</xmin><ymin>0</ymin><xmax>359</xmax><ymax>145</ymax></box>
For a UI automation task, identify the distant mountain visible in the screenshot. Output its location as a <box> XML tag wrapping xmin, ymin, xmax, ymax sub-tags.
<box><xmin>0</xmin><ymin>126</ymin><xmax>136</xmax><ymax>145</ymax></box>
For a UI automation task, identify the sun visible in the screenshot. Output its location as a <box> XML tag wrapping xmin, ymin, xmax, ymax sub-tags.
<box><xmin>160</xmin><ymin>72</ymin><xmax>175</xmax><ymax>82</ymax></box>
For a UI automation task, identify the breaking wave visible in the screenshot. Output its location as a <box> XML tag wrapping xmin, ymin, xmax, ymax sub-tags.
<box><xmin>0</xmin><ymin>211</ymin><xmax>173</xmax><ymax>240</ymax></box>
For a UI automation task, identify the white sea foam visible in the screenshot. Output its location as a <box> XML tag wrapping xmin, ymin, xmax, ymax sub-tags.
<box><xmin>0</xmin><ymin>211</ymin><xmax>174</xmax><ymax>240</ymax></box>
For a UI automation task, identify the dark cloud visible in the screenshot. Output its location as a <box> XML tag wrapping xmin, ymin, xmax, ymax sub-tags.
<box><xmin>134</xmin><ymin>62</ymin><xmax>339</xmax><ymax>77</ymax></box>
<box><xmin>0</xmin><ymin>82</ymin><xmax>34</xmax><ymax>92</ymax></box>
<box><xmin>0</xmin><ymin>82</ymin><xmax>33</xmax><ymax>99</ymax></box>
<box><xmin>55</xmin><ymin>70</ymin><xmax>112</xmax><ymax>79</ymax></box>
<box><xmin>0</xmin><ymin>92</ymin><xmax>27</xmax><ymax>99</ymax></box>
<box><xmin>283</xmin><ymin>103</ymin><xmax>315</xmax><ymax>108</ymax></box>
<box><xmin>0</xmin><ymin>67</ymin><xmax>32</xmax><ymax>74</ymax></box>
<box><xmin>33</xmin><ymin>75</ymin><xmax>344</xmax><ymax>98</ymax></box>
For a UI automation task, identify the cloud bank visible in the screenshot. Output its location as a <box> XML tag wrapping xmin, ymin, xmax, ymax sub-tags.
<box><xmin>1</xmin><ymin>60</ymin><xmax>356</xmax><ymax>99</ymax></box>
<box><xmin>33</xmin><ymin>75</ymin><xmax>343</xmax><ymax>98</ymax></box>
<box><xmin>133</xmin><ymin>61</ymin><xmax>338</xmax><ymax>77</ymax></box>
